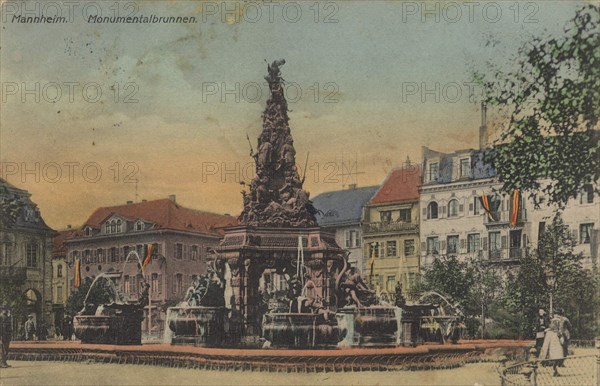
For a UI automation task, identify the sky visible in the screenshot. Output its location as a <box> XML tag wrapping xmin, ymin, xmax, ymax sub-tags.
<box><xmin>0</xmin><ymin>0</ymin><xmax>591</xmax><ymax>229</ymax></box>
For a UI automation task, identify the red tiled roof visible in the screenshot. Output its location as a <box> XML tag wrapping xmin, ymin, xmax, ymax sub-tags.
<box><xmin>53</xmin><ymin>228</ymin><xmax>78</xmax><ymax>257</ymax></box>
<box><xmin>370</xmin><ymin>166</ymin><xmax>422</xmax><ymax>205</ymax></box>
<box><xmin>82</xmin><ymin>199</ymin><xmax>237</xmax><ymax>236</ymax></box>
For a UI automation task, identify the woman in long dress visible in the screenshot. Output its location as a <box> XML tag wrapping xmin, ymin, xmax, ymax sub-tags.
<box><xmin>539</xmin><ymin>314</ymin><xmax>565</xmax><ymax>377</ymax></box>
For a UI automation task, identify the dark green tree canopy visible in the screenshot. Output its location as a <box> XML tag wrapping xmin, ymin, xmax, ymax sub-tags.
<box><xmin>478</xmin><ymin>5</ymin><xmax>599</xmax><ymax>207</ymax></box>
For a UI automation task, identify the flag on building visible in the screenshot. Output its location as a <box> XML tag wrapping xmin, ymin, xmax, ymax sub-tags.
<box><xmin>480</xmin><ymin>193</ymin><xmax>501</xmax><ymax>221</ymax></box>
<box><xmin>74</xmin><ymin>258</ymin><xmax>81</xmax><ymax>288</ymax></box>
<box><xmin>142</xmin><ymin>243</ymin><xmax>154</xmax><ymax>269</ymax></box>
<box><xmin>369</xmin><ymin>243</ymin><xmax>376</xmax><ymax>280</ymax></box>
<box><xmin>510</xmin><ymin>190</ymin><xmax>521</xmax><ymax>226</ymax></box>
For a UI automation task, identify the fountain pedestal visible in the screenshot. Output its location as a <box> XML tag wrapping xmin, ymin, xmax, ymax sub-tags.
<box><xmin>168</xmin><ymin>306</ymin><xmax>228</xmax><ymax>347</ymax></box>
<box><xmin>336</xmin><ymin>306</ymin><xmax>401</xmax><ymax>347</ymax></box>
<box><xmin>262</xmin><ymin>312</ymin><xmax>341</xmax><ymax>348</ymax></box>
<box><xmin>74</xmin><ymin>304</ymin><xmax>144</xmax><ymax>345</ymax></box>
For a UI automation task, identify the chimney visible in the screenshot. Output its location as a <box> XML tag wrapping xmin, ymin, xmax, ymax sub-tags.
<box><xmin>126</xmin><ymin>200</ymin><xmax>133</xmax><ymax>205</ymax></box>
<box><xmin>67</xmin><ymin>224</ymin><xmax>71</xmax><ymax>229</ymax></box>
<box><xmin>348</xmin><ymin>184</ymin><xmax>357</xmax><ymax>190</ymax></box>
<box><xmin>479</xmin><ymin>102</ymin><xmax>488</xmax><ymax>149</ymax></box>
<box><xmin>142</xmin><ymin>199</ymin><xmax>147</xmax><ymax>203</ymax></box>
<box><xmin>168</xmin><ymin>194</ymin><xmax>176</xmax><ymax>202</ymax></box>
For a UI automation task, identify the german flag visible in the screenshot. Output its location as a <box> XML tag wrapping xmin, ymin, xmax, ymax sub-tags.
<box><xmin>510</xmin><ymin>190</ymin><xmax>521</xmax><ymax>226</ymax></box>
<box><xmin>480</xmin><ymin>193</ymin><xmax>501</xmax><ymax>221</ymax></box>
<box><xmin>142</xmin><ymin>243</ymin><xmax>154</xmax><ymax>269</ymax></box>
<box><xmin>74</xmin><ymin>258</ymin><xmax>81</xmax><ymax>288</ymax></box>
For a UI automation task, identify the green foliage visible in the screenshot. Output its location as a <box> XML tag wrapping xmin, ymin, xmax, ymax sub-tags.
<box><xmin>478</xmin><ymin>5</ymin><xmax>600</xmax><ymax>207</ymax></box>
<box><xmin>498</xmin><ymin>214</ymin><xmax>599</xmax><ymax>339</ymax></box>
<box><xmin>66</xmin><ymin>277</ymin><xmax>113</xmax><ymax>316</ymax></box>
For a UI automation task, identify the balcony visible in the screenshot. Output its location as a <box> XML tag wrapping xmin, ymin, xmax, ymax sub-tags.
<box><xmin>363</xmin><ymin>221</ymin><xmax>419</xmax><ymax>235</ymax></box>
<box><xmin>0</xmin><ymin>265</ymin><xmax>28</xmax><ymax>284</ymax></box>
<box><xmin>484</xmin><ymin>209</ymin><xmax>527</xmax><ymax>227</ymax></box>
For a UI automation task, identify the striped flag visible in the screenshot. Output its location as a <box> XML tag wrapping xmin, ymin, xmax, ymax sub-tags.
<box><xmin>142</xmin><ymin>243</ymin><xmax>154</xmax><ymax>269</ymax></box>
<box><xmin>369</xmin><ymin>243</ymin><xmax>376</xmax><ymax>280</ymax></box>
<box><xmin>74</xmin><ymin>258</ymin><xmax>81</xmax><ymax>288</ymax></box>
<box><xmin>480</xmin><ymin>193</ymin><xmax>501</xmax><ymax>221</ymax></box>
<box><xmin>510</xmin><ymin>190</ymin><xmax>521</xmax><ymax>226</ymax></box>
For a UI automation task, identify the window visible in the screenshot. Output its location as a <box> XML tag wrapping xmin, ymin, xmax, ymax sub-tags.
<box><xmin>404</xmin><ymin>240</ymin><xmax>415</xmax><ymax>256</ymax></box>
<box><xmin>85</xmin><ymin>227</ymin><xmax>92</xmax><ymax>236</ymax></box>
<box><xmin>110</xmin><ymin>247</ymin><xmax>117</xmax><ymax>263</ymax></box>
<box><xmin>57</xmin><ymin>264</ymin><xmax>63</xmax><ymax>278</ymax></box>
<box><xmin>124</xmin><ymin>275</ymin><xmax>130</xmax><ymax>293</ymax></box>
<box><xmin>489</xmin><ymin>232</ymin><xmax>501</xmax><ymax>259</ymax></box>
<box><xmin>123</xmin><ymin>246</ymin><xmax>131</xmax><ymax>259</ymax></box>
<box><xmin>580</xmin><ymin>185</ymin><xmax>594</xmax><ymax>204</ymax></box>
<box><xmin>428</xmin><ymin>162</ymin><xmax>439</xmax><ymax>182</ymax></box>
<box><xmin>509</xmin><ymin>230</ymin><xmax>522</xmax><ymax>259</ymax></box>
<box><xmin>467</xmin><ymin>234</ymin><xmax>480</xmax><ymax>253</ymax></box>
<box><xmin>473</xmin><ymin>197</ymin><xmax>482</xmax><ymax>215</ymax></box>
<box><xmin>135</xmin><ymin>221</ymin><xmax>144</xmax><ymax>231</ymax></box>
<box><xmin>386</xmin><ymin>241</ymin><xmax>397</xmax><ymax>257</ymax></box>
<box><xmin>427</xmin><ymin>202</ymin><xmax>438</xmax><ymax>219</ymax></box>
<box><xmin>151</xmin><ymin>273</ymin><xmax>159</xmax><ymax>293</ymax></box>
<box><xmin>345</xmin><ymin>230</ymin><xmax>360</xmax><ymax>248</ymax></box>
<box><xmin>386</xmin><ymin>276</ymin><xmax>396</xmax><ymax>293</ymax></box>
<box><xmin>426</xmin><ymin>237</ymin><xmax>439</xmax><ymax>255</ymax></box>
<box><xmin>380</xmin><ymin>211</ymin><xmax>392</xmax><ymax>223</ymax></box>
<box><xmin>110</xmin><ymin>220</ymin><xmax>116</xmax><ymax>234</ymax></box>
<box><xmin>368</xmin><ymin>242</ymin><xmax>380</xmax><ymax>258</ymax></box>
<box><xmin>538</xmin><ymin>222</ymin><xmax>546</xmax><ymax>242</ymax></box>
<box><xmin>448</xmin><ymin>199</ymin><xmax>459</xmax><ymax>217</ymax></box>
<box><xmin>116</xmin><ymin>220</ymin><xmax>122</xmax><ymax>233</ymax></box>
<box><xmin>175</xmin><ymin>244</ymin><xmax>183</xmax><ymax>259</ymax></box>
<box><xmin>191</xmin><ymin>245</ymin><xmax>198</xmax><ymax>260</ymax></box>
<box><xmin>447</xmin><ymin>235</ymin><xmax>459</xmax><ymax>255</ymax></box>
<box><xmin>56</xmin><ymin>286</ymin><xmax>63</xmax><ymax>303</ymax></box>
<box><xmin>460</xmin><ymin>158</ymin><xmax>470</xmax><ymax>178</ymax></box>
<box><xmin>399</xmin><ymin>208</ymin><xmax>411</xmax><ymax>223</ymax></box>
<box><xmin>26</xmin><ymin>242</ymin><xmax>37</xmax><ymax>267</ymax></box>
<box><xmin>580</xmin><ymin>223</ymin><xmax>594</xmax><ymax>244</ymax></box>
<box><xmin>105</xmin><ymin>222</ymin><xmax>110</xmax><ymax>234</ymax></box>
<box><xmin>96</xmin><ymin>249</ymin><xmax>104</xmax><ymax>262</ymax></box>
<box><xmin>174</xmin><ymin>273</ymin><xmax>183</xmax><ymax>293</ymax></box>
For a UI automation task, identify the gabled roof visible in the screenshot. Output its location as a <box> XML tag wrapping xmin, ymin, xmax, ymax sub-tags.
<box><xmin>52</xmin><ymin>228</ymin><xmax>78</xmax><ymax>257</ymax></box>
<box><xmin>81</xmin><ymin>199</ymin><xmax>237</xmax><ymax>236</ymax></box>
<box><xmin>312</xmin><ymin>186</ymin><xmax>379</xmax><ymax>227</ymax></box>
<box><xmin>370</xmin><ymin>166</ymin><xmax>422</xmax><ymax>205</ymax></box>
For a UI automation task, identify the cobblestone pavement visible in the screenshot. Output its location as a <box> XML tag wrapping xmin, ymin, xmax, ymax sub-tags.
<box><xmin>0</xmin><ymin>360</ymin><xmax>502</xmax><ymax>386</ymax></box>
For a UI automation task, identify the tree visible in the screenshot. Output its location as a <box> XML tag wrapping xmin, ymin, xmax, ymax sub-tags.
<box><xmin>498</xmin><ymin>215</ymin><xmax>599</xmax><ymax>339</ymax></box>
<box><xmin>476</xmin><ymin>5</ymin><xmax>599</xmax><ymax>207</ymax></box>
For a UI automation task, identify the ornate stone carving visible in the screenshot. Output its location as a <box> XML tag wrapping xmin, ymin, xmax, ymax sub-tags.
<box><xmin>238</xmin><ymin>60</ymin><xmax>318</xmax><ymax>228</ymax></box>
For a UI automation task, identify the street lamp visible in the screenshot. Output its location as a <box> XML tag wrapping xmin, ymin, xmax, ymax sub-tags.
<box><xmin>546</xmin><ymin>269</ymin><xmax>556</xmax><ymax>316</ymax></box>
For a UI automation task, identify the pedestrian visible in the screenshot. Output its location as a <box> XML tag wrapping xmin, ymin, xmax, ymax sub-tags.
<box><xmin>24</xmin><ymin>315</ymin><xmax>36</xmax><ymax>341</ymax></box>
<box><xmin>534</xmin><ymin>308</ymin><xmax>550</xmax><ymax>357</ymax></box>
<box><xmin>0</xmin><ymin>307</ymin><xmax>13</xmax><ymax>368</ymax></box>
<box><xmin>62</xmin><ymin>315</ymin><xmax>73</xmax><ymax>341</ymax></box>
<box><xmin>554</xmin><ymin>308</ymin><xmax>572</xmax><ymax>360</ymax></box>
<box><xmin>539</xmin><ymin>311</ymin><xmax>566</xmax><ymax>377</ymax></box>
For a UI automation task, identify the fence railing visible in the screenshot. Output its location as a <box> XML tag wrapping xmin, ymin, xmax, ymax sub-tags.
<box><xmin>499</xmin><ymin>354</ymin><xmax>598</xmax><ymax>386</ymax></box>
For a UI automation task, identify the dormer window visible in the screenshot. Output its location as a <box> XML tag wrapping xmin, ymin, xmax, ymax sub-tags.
<box><xmin>105</xmin><ymin>218</ymin><xmax>123</xmax><ymax>234</ymax></box>
<box><xmin>428</xmin><ymin>162</ymin><xmax>439</xmax><ymax>182</ymax></box>
<box><xmin>134</xmin><ymin>221</ymin><xmax>144</xmax><ymax>232</ymax></box>
<box><xmin>84</xmin><ymin>227</ymin><xmax>93</xmax><ymax>237</ymax></box>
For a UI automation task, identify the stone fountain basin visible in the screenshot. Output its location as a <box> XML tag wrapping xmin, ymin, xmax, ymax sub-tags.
<box><xmin>74</xmin><ymin>311</ymin><xmax>143</xmax><ymax>345</ymax></box>
<box><xmin>262</xmin><ymin>313</ymin><xmax>341</xmax><ymax>349</ymax></box>
<box><xmin>167</xmin><ymin>306</ymin><xmax>227</xmax><ymax>347</ymax></box>
<box><xmin>336</xmin><ymin>306</ymin><xmax>400</xmax><ymax>347</ymax></box>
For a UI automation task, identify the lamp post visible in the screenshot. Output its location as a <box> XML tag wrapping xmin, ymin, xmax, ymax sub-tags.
<box><xmin>546</xmin><ymin>269</ymin><xmax>556</xmax><ymax>316</ymax></box>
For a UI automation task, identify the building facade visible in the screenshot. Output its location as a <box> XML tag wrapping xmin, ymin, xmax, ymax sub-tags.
<box><xmin>362</xmin><ymin>166</ymin><xmax>422</xmax><ymax>296</ymax></box>
<box><xmin>51</xmin><ymin>228</ymin><xmax>76</xmax><ymax>333</ymax></box>
<box><xmin>420</xmin><ymin>146</ymin><xmax>599</xmax><ymax>270</ymax></box>
<box><xmin>0</xmin><ymin>178</ymin><xmax>55</xmax><ymax>337</ymax></box>
<box><xmin>312</xmin><ymin>185</ymin><xmax>379</xmax><ymax>274</ymax></box>
<box><xmin>64</xmin><ymin>196</ymin><xmax>236</xmax><ymax>336</ymax></box>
